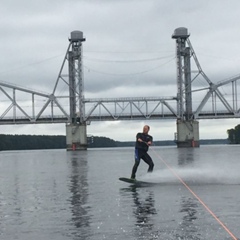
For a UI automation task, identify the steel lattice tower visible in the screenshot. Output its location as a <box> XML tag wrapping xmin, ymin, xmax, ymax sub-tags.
<box><xmin>172</xmin><ymin>28</ymin><xmax>199</xmax><ymax>147</ymax></box>
<box><xmin>172</xmin><ymin>27</ymin><xmax>192</xmax><ymax>120</ymax></box>
<box><xmin>68</xmin><ymin>31</ymin><xmax>86</xmax><ymax>124</ymax></box>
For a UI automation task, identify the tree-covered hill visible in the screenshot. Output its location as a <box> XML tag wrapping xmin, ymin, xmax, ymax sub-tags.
<box><xmin>227</xmin><ymin>124</ymin><xmax>240</xmax><ymax>144</ymax></box>
<box><xmin>0</xmin><ymin>134</ymin><xmax>229</xmax><ymax>151</ymax></box>
<box><xmin>0</xmin><ymin>134</ymin><xmax>119</xmax><ymax>151</ymax></box>
<box><xmin>0</xmin><ymin>134</ymin><xmax>66</xmax><ymax>151</ymax></box>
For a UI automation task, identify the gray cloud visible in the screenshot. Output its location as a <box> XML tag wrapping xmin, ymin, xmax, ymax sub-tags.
<box><xmin>0</xmin><ymin>0</ymin><xmax>240</xmax><ymax>140</ymax></box>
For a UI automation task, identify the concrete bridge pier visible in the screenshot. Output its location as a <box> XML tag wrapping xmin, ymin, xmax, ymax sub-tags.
<box><xmin>175</xmin><ymin>120</ymin><xmax>199</xmax><ymax>148</ymax></box>
<box><xmin>66</xmin><ymin>123</ymin><xmax>87</xmax><ymax>150</ymax></box>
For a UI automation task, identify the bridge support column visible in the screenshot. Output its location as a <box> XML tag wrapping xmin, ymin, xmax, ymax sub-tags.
<box><xmin>66</xmin><ymin>123</ymin><xmax>87</xmax><ymax>151</ymax></box>
<box><xmin>175</xmin><ymin>120</ymin><xmax>199</xmax><ymax>148</ymax></box>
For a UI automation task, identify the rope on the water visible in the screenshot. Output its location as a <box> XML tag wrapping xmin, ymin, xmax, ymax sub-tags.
<box><xmin>151</xmin><ymin>147</ymin><xmax>238</xmax><ymax>240</ymax></box>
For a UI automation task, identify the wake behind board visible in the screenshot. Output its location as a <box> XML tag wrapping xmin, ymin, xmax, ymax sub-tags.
<box><xmin>119</xmin><ymin>177</ymin><xmax>156</xmax><ymax>186</ymax></box>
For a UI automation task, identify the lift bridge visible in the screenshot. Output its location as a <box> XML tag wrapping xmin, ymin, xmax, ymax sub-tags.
<box><xmin>0</xmin><ymin>28</ymin><xmax>240</xmax><ymax>149</ymax></box>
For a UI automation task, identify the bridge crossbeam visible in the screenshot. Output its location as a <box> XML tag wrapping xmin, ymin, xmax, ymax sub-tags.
<box><xmin>0</xmin><ymin>80</ymin><xmax>70</xmax><ymax>124</ymax></box>
<box><xmin>83</xmin><ymin>97</ymin><xmax>178</xmax><ymax>122</ymax></box>
<box><xmin>0</xmin><ymin>116</ymin><xmax>69</xmax><ymax>124</ymax></box>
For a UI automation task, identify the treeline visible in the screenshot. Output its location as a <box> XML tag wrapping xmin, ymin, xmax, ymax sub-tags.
<box><xmin>227</xmin><ymin>124</ymin><xmax>240</xmax><ymax>144</ymax></box>
<box><xmin>0</xmin><ymin>134</ymin><xmax>66</xmax><ymax>151</ymax></box>
<box><xmin>0</xmin><ymin>134</ymin><xmax>230</xmax><ymax>151</ymax></box>
<box><xmin>88</xmin><ymin>136</ymin><xmax>117</xmax><ymax>148</ymax></box>
<box><xmin>0</xmin><ymin>134</ymin><xmax>122</xmax><ymax>151</ymax></box>
<box><xmin>115</xmin><ymin>139</ymin><xmax>229</xmax><ymax>146</ymax></box>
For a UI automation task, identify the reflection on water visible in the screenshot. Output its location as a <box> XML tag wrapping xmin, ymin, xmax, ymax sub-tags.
<box><xmin>176</xmin><ymin>197</ymin><xmax>200</xmax><ymax>240</ymax></box>
<box><xmin>178</xmin><ymin>148</ymin><xmax>195</xmax><ymax>166</ymax></box>
<box><xmin>68</xmin><ymin>152</ymin><xmax>92</xmax><ymax>239</ymax></box>
<box><xmin>176</xmin><ymin>149</ymin><xmax>202</xmax><ymax>239</ymax></box>
<box><xmin>120</xmin><ymin>187</ymin><xmax>158</xmax><ymax>239</ymax></box>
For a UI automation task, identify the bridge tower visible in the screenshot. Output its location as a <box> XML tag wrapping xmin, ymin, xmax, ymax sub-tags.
<box><xmin>172</xmin><ymin>27</ymin><xmax>199</xmax><ymax>147</ymax></box>
<box><xmin>66</xmin><ymin>31</ymin><xmax>87</xmax><ymax>150</ymax></box>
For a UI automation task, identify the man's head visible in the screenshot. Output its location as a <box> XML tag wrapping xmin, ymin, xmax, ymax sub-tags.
<box><xmin>143</xmin><ymin>125</ymin><xmax>150</xmax><ymax>134</ymax></box>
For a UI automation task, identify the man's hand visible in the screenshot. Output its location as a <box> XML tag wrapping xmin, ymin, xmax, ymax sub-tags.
<box><xmin>138</xmin><ymin>138</ymin><xmax>151</xmax><ymax>146</ymax></box>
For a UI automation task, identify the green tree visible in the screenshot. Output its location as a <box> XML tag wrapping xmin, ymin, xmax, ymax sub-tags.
<box><xmin>234</xmin><ymin>124</ymin><xmax>240</xmax><ymax>144</ymax></box>
<box><xmin>227</xmin><ymin>128</ymin><xmax>235</xmax><ymax>144</ymax></box>
<box><xmin>227</xmin><ymin>124</ymin><xmax>240</xmax><ymax>144</ymax></box>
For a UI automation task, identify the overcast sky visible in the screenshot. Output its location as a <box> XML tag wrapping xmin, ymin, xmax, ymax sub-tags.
<box><xmin>0</xmin><ymin>0</ymin><xmax>240</xmax><ymax>141</ymax></box>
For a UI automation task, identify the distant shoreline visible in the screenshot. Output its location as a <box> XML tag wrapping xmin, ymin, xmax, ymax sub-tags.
<box><xmin>115</xmin><ymin>139</ymin><xmax>229</xmax><ymax>147</ymax></box>
<box><xmin>0</xmin><ymin>134</ymin><xmax>230</xmax><ymax>151</ymax></box>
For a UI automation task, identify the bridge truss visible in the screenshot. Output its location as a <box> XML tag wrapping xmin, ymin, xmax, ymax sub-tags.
<box><xmin>0</xmin><ymin>31</ymin><xmax>240</xmax><ymax>125</ymax></box>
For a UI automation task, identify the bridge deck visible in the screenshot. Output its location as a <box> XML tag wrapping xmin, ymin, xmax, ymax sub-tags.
<box><xmin>0</xmin><ymin>111</ymin><xmax>239</xmax><ymax>125</ymax></box>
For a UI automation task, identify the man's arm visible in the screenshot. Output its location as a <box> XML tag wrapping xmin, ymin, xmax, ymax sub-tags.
<box><xmin>147</xmin><ymin>136</ymin><xmax>153</xmax><ymax>146</ymax></box>
<box><xmin>136</xmin><ymin>133</ymin><xmax>142</xmax><ymax>143</ymax></box>
<box><xmin>137</xmin><ymin>138</ymin><xmax>151</xmax><ymax>145</ymax></box>
<box><xmin>147</xmin><ymin>141</ymin><xmax>152</xmax><ymax>146</ymax></box>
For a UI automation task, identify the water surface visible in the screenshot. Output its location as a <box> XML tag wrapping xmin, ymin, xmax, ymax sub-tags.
<box><xmin>0</xmin><ymin>145</ymin><xmax>240</xmax><ymax>239</ymax></box>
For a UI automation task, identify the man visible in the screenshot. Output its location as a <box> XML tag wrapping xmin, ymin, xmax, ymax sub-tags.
<box><xmin>131</xmin><ymin>125</ymin><xmax>154</xmax><ymax>180</ymax></box>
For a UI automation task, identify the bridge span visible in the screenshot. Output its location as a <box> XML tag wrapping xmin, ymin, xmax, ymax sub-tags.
<box><xmin>0</xmin><ymin>28</ymin><xmax>240</xmax><ymax>149</ymax></box>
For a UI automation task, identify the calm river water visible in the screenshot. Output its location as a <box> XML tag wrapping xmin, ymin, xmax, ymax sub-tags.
<box><xmin>0</xmin><ymin>145</ymin><xmax>240</xmax><ymax>240</ymax></box>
